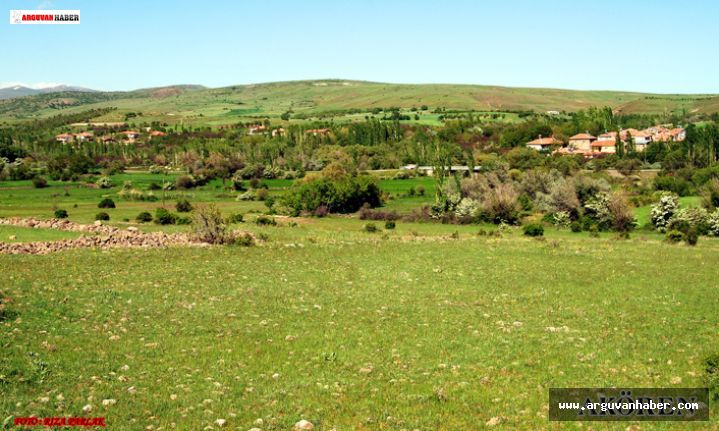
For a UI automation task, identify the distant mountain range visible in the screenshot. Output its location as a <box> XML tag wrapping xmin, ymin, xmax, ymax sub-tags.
<box><xmin>0</xmin><ymin>84</ymin><xmax>97</xmax><ymax>100</ymax></box>
<box><xmin>1</xmin><ymin>80</ymin><xmax>718</xmax><ymax>125</ymax></box>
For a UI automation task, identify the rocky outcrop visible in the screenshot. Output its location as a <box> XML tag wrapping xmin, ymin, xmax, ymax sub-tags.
<box><xmin>0</xmin><ymin>218</ymin><xmax>209</xmax><ymax>255</ymax></box>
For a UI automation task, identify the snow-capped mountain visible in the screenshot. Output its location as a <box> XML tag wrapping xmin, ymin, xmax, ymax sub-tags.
<box><xmin>0</xmin><ymin>84</ymin><xmax>96</xmax><ymax>100</ymax></box>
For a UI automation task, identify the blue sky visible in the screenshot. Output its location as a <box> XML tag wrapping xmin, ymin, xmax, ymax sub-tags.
<box><xmin>1</xmin><ymin>0</ymin><xmax>718</xmax><ymax>93</ymax></box>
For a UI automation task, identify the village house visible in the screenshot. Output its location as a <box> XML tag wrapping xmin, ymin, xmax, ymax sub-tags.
<box><xmin>271</xmin><ymin>127</ymin><xmax>285</xmax><ymax>137</ymax></box>
<box><xmin>591</xmin><ymin>140</ymin><xmax>616</xmax><ymax>154</ymax></box>
<box><xmin>100</xmin><ymin>135</ymin><xmax>114</xmax><ymax>144</ymax></box>
<box><xmin>568</xmin><ymin>132</ymin><xmax>597</xmax><ymax>152</ymax></box>
<box><xmin>121</xmin><ymin>131</ymin><xmax>140</xmax><ymax>142</ymax></box>
<box><xmin>305</xmin><ymin>128</ymin><xmax>331</xmax><ymax>136</ymax></box>
<box><xmin>669</xmin><ymin>128</ymin><xmax>686</xmax><ymax>141</ymax></box>
<box><xmin>597</xmin><ymin>131</ymin><xmax>618</xmax><ymax>142</ymax></box>
<box><xmin>74</xmin><ymin>132</ymin><xmax>94</xmax><ymax>142</ymax></box>
<box><xmin>149</xmin><ymin>130</ymin><xmax>167</xmax><ymax>139</ymax></box>
<box><xmin>525</xmin><ymin>135</ymin><xmax>563</xmax><ymax>151</ymax></box>
<box><xmin>247</xmin><ymin>124</ymin><xmax>267</xmax><ymax>135</ymax></box>
<box><xmin>631</xmin><ymin>130</ymin><xmax>652</xmax><ymax>151</ymax></box>
<box><xmin>55</xmin><ymin>133</ymin><xmax>74</xmax><ymax>144</ymax></box>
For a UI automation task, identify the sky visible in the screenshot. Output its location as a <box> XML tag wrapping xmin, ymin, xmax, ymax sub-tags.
<box><xmin>1</xmin><ymin>0</ymin><xmax>718</xmax><ymax>93</ymax></box>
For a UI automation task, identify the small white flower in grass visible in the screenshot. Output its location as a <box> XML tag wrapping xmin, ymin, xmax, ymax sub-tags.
<box><xmin>294</xmin><ymin>420</ymin><xmax>314</xmax><ymax>430</ymax></box>
<box><xmin>671</xmin><ymin>376</ymin><xmax>682</xmax><ymax>384</ymax></box>
<box><xmin>214</xmin><ymin>419</ymin><xmax>226</xmax><ymax>427</ymax></box>
<box><xmin>170</xmin><ymin>394</ymin><xmax>178</xmax><ymax>400</ymax></box>
<box><xmin>82</xmin><ymin>404</ymin><xmax>93</xmax><ymax>413</ymax></box>
<box><xmin>39</xmin><ymin>396</ymin><xmax>49</xmax><ymax>403</ymax></box>
<box><xmin>272</xmin><ymin>373</ymin><xmax>280</xmax><ymax>379</ymax></box>
<box><xmin>127</xmin><ymin>386</ymin><xmax>137</xmax><ymax>394</ymax></box>
<box><xmin>102</xmin><ymin>399</ymin><xmax>116</xmax><ymax>406</ymax></box>
<box><xmin>486</xmin><ymin>416</ymin><xmax>501</xmax><ymax>426</ymax></box>
<box><xmin>254</xmin><ymin>418</ymin><xmax>263</xmax><ymax>425</ymax></box>
<box><xmin>120</xmin><ymin>364</ymin><xmax>130</xmax><ymax>371</ymax></box>
<box><xmin>248</xmin><ymin>428</ymin><xmax>262</xmax><ymax>431</ymax></box>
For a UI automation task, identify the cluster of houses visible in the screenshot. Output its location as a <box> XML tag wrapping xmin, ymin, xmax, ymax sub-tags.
<box><xmin>246</xmin><ymin>124</ymin><xmax>331</xmax><ymax>137</ymax></box>
<box><xmin>526</xmin><ymin>126</ymin><xmax>686</xmax><ymax>156</ymax></box>
<box><xmin>55</xmin><ymin>128</ymin><xmax>166</xmax><ymax>145</ymax></box>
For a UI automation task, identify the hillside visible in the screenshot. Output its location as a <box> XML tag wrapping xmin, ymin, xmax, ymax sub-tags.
<box><xmin>1</xmin><ymin>80</ymin><xmax>718</xmax><ymax>126</ymax></box>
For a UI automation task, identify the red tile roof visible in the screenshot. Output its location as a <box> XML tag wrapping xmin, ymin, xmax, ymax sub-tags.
<box><xmin>569</xmin><ymin>133</ymin><xmax>597</xmax><ymax>141</ymax></box>
<box><xmin>526</xmin><ymin>136</ymin><xmax>562</xmax><ymax>146</ymax></box>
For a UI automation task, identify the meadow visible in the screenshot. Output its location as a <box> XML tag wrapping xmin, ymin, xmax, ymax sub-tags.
<box><xmin>2</xmin><ymin>172</ymin><xmax>719</xmax><ymax>430</ymax></box>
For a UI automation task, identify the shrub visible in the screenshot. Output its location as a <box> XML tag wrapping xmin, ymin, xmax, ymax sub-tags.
<box><xmin>708</xmin><ymin>210</ymin><xmax>719</xmax><ymax>236</ymax></box>
<box><xmin>175</xmin><ymin>175</ymin><xmax>196</xmax><ymax>190</ymax></box>
<box><xmin>570</xmin><ymin>221</ymin><xmax>582</xmax><ymax>232</ymax></box>
<box><xmin>98</xmin><ymin>198</ymin><xmax>116</xmax><ymax>209</ymax></box>
<box><xmin>96</xmin><ymin>176</ymin><xmax>113</xmax><ymax>189</ymax></box>
<box><xmin>606</xmin><ymin>192</ymin><xmax>636</xmax><ymax>233</ymax></box>
<box><xmin>523</xmin><ymin>223</ymin><xmax>544</xmax><ymax>237</ymax></box>
<box><xmin>702</xmin><ymin>179</ymin><xmax>719</xmax><ymax>210</ymax></box>
<box><xmin>650</xmin><ymin>193</ymin><xmax>679</xmax><ymax>232</ymax></box>
<box><xmin>363</xmin><ymin>223</ymin><xmax>379</xmax><ymax>233</ymax></box>
<box><xmin>313</xmin><ymin>205</ymin><xmax>329</xmax><ymax>217</ymax></box>
<box><xmin>686</xmin><ymin>228</ymin><xmax>699</xmax><ymax>246</ymax></box>
<box><xmin>118</xmin><ymin>188</ymin><xmax>158</xmax><ymax>201</ymax></box>
<box><xmin>385</xmin><ymin>220</ymin><xmax>396</xmax><ymax>230</ymax></box>
<box><xmin>176</xmin><ymin>216</ymin><xmax>192</xmax><ymax>225</ymax></box>
<box><xmin>227</xmin><ymin>213</ymin><xmax>244</xmax><ymax>224</ymax></box>
<box><xmin>192</xmin><ymin>204</ymin><xmax>232</xmax><ymax>244</ymax></box>
<box><xmin>176</xmin><ymin>199</ymin><xmax>193</xmax><ymax>213</ymax></box>
<box><xmin>654</xmin><ymin>175</ymin><xmax>692</xmax><ymax>196</ymax></box>
<box><xmin>154</xmin><ymin>208</ymin><xmax>177</xmax><ymax>225</ymax></box>
<box><xmin>148</xmin><ymin>182</ymin><xmax>162</xmax><ymax>191</ymax></box>
<box><xmin>54</xmin><ymin>209</ymin><xmax>68</xmax><ymax>219</ymax></box>
<box><xmin>706</xmin><ymin>353</ymin><xmax>719</xmax><ymax>400</ymax></box>
<box><xmin>482</xmin><ymin>183</ymin><xmax>520</xmax><ymax>224</ymax></box>
<box><xmin>95</xmin><ymin>212</ymin><xmax>110</xmax><ymax>221</ymax></box>
<box><xmin>255</xmin><ymin>188</ymin><xmax>269</xmax><ymax>201</ymax></box>
<box><xmin>280</xmin><ymin>175</ymin><xmax>382</xmax><ymax>215</ymax></box>
<box><xmin>255</xmin><ymin>215</ymin><xmax>277</xmax><ymax>226</ymax></box>
<box><xmin>135</xmin><ymin>211</ymin><xmax>153</xmax><ymax>223</ymax></box>
<box><xmin>233</xmin><ymin>232</ymin><xmax>255</xmax><ymax>247</ymax></box>
<box><xmin>358</xmin><ymin>204</ymin><xmax>399</xmax><ymax>221</ymax></box>
<box><xmin>665</xmin><ymin>230</ymin><xmax>685</xmax><ymax>243</ymax></box>
<box><xmin>416</xmin><ymin>185</ymin><xmax>426</xmax><ymax>196</ymax></box>
<box><xmin>32</xmin><ymin>176</ymin><xmax>48</xmax><ymax>188</ymax></box>
<box><xmin>552</xmin><ymin>211</ymin><xmax>571</xmax><ymax>228</ymax></box>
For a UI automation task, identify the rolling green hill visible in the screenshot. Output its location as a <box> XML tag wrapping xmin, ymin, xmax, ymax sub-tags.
<box><xmin>1</xmin><ymin>80</ymin><xmax>718</xmax><ymax>126</ymax></box>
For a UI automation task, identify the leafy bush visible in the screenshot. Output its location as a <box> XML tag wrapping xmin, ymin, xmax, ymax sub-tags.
<box><xmin>98</xmin><ymin>198</ymin><xmax>116</xmax><ymax>209</ymax></box>
<box><xmin>570</xmin><ymin>221</ymin><xmax>582</xmax><ymax>232</ymax></box>
<box><xmin>176</xmin><ymin>199</ymin><xmax>193</xmax><ymax>213</ymax></box>
<box><xmin>385</xmin><ymin>220</ymin><xmax>396</xmax><ymax>230</ymax></box>
<box><xmin>651</xmin><ymin>193</ymin><xmax>679</xmax><ymax>233</ymax></box>
<box><xmin>227</xmin><ymin>213</ymin><xmax>244</xmax><ymax>224</ymax></box>
<box><xmin>148</xmin><ymin>182</ymin><xmax>162</xmax><ymax>191</ymax></box>
<box><xmin>192</xmin><ymin>204</ymin><xmax>232</xmax><ymax>244</ymax></box>
<box><xmin>482</xmin><ymin>183</ymin><xmax>520</xmax><ymax>224</ymax></box>
<box><xmin>363</xmin><ymin>223</ymin><xmax>379</xmax><ymax>233</ymax></box>
<box><xmin>135</xmin><ymin>211</ymin><xmax>153</xmax><ymax>223</ymax></box>
<box><xmin>702</xmin><ymin>179</ymin><xmax>719</xmax><ymax>210</ymax></box>
<box><xmin>686</xmin><ymin>228</ymin><xmax>699</xmax><ymax>246</ymax></box>
<box><xmin>255</xmin><ymin>215</ymin><xmax>277</xmax><ymax>226</ymax></box>
<box><xmin>175</xmin><ymin>175</ymin><xmax>196</xmax><ymax>190</ymax></box>
<box><xmin>654</xmin><ymin>175</ymin><xmax>692</xmax><ymax>196</ymax></box>
<box><xmin>552</xmin><ymin>211</ymin><xmax>571</xmax><ymax>228</ymax></box>
<box><xmin>176</xmin><ymin>216</ymin><xmax>192</xmax><ymax>225</ymax></box>
<box><xmin>154</xmin><ymin>208</ymin><xmax>177</xmax><ymax>225</ymax></box>
<box><xmin>708</xmin><ymin>210</ymin><xmax>719</xmax><ymax>236</ymax></box>
<box><xmin>95</xmin><ymin>212</ymin><xmax>110</xmax><ymax>221</ymax></box>
<box><xmin>54</xmin><ymin>209</ymin><xmax>68</xmax><ymax>219</ymax></box>
<box><xmin>523</xmin><ymin>223</ymin><xmax>544</xmax><ymax>237</ymax></box>
<box><xmin>606</xmin><ymin>192</ymin><xmax>636</xmax><ymax>233</ymax></box>
<box><xmin>255</xmin><ymin>188</ymin><xmax>269</xmax><ymax>201</ymax></box>
<box><xmin>280</xmin><ymin>175</ymin><xmax>382</xmax><ymax>215</ymax></box>
<box><xmin>665</xmin><ymin>230</ymin><xmax>685</xmax><ymax>243</ymax></box>
<box><xmin>416</xmin><ymin>185</ymin><xmax>426</xmax><ymax>196</ymax></box>
<box><xmin>32</xmin><ymin>176</ymin><xmax>48</xmax><ymax>188</ymax></box>
<box><xmin>706</xmin><ymin>353</ymin><xmax>719</xmax><ymax>400</ymax></box>
<box><xmin>96</xmin><ymin>176</ymin><xmax>113</xmax><ymax>189</ymax></box>
<box><xmin>358</xmin><ymin>204</ymin><xmax>399</xmax><ymax>221</ymax></box>
<box><xmin>233</xmin><ymin>233</ymin><xmax>255</xmax><ymax>247</ymax></box>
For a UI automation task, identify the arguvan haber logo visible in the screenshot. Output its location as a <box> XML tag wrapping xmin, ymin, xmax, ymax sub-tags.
<box><xmin>10</xmin><ymin>10</ymin><xmax>80</xmax><ymax>24</ymax></box>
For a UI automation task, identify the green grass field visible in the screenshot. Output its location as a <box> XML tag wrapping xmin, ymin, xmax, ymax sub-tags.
<box><xmin>2</xmin><ymin>222</ymin><xmax>719</xmax><ymax>430</ymax></box>
<box><xmin>2</xmin><ymin>173</ymin><xmax>719</xmax><ymax>429</ymax></box>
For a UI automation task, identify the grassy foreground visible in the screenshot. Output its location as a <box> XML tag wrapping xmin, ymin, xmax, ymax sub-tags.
<box><xmin>2</xmin><ymin>224</ymin><xmax>718</xmax><ymax>430</ymax></box>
